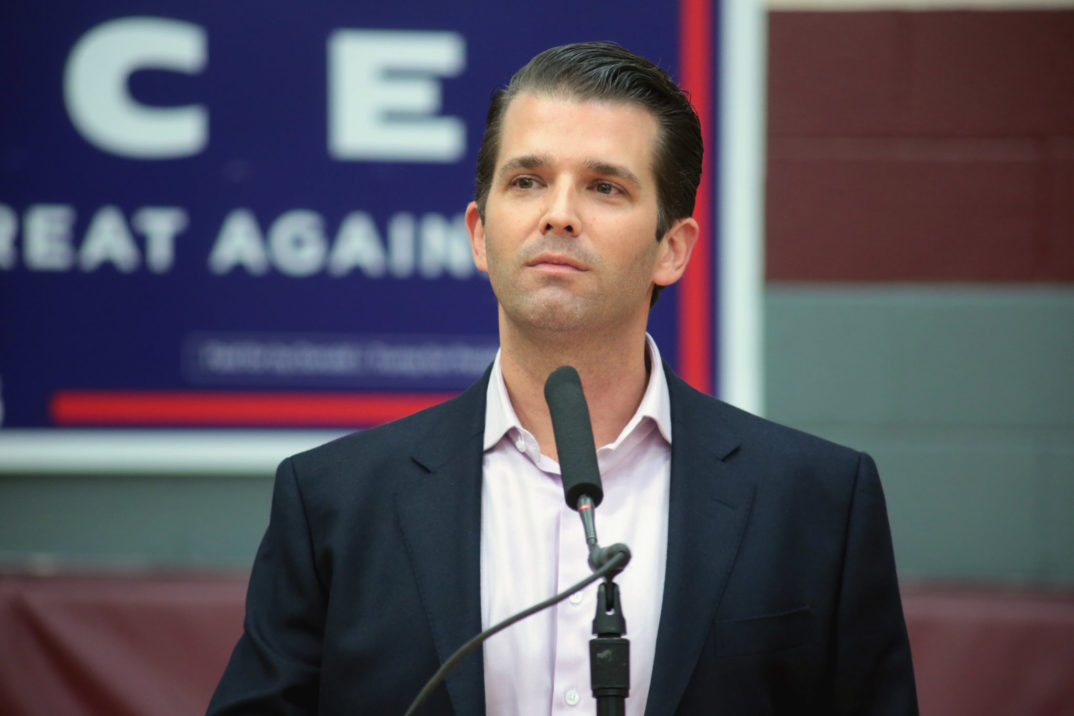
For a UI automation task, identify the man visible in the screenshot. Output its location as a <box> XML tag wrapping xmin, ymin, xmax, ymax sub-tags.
<box><xmin>209</xmin><ymin>42</ymin><xmax>917</xmax><ymax>715</ymax></box>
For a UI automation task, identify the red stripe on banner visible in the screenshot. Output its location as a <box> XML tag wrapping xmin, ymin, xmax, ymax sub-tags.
<box><xmin>679</xmin><ymin>0</ymin><xmax>714</xmax><ymax>394</ymax></box>
<box><xmin>49</xmin><ymin>390</ymin><xmax>458</xmax><ymax>427</ymax></box>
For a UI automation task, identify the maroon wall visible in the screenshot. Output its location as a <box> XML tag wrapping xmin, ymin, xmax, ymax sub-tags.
<box><xmin>3</xmin><ymin>574</ymin><xmax>1073</xmax><ymax>716</ymax></box>
<box><xmin>766</xmin><ymin>10</ymin><xmax>1074</xmax><ymax>282</ymax></box>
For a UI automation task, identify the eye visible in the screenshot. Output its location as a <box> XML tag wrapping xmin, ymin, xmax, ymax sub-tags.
<box><xmin>593</xmin><ymin>181</ymin><xmax>622</xmax><ymax>196</ymax></box>
<box><xmin>510</xmin><ymin>176</ymin><xmax>539</xmax><ymax>190</ymax></box>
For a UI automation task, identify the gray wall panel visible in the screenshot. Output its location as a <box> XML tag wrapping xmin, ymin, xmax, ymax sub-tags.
<box><xmin>766</xmin><ymin>286</ymin><xmax>1074</xmax><ymax>427</ymax></box>
<box><xmin>766</xmin><ymin>285</ymin><xmax>1074</xmax><ymax>585</ymax></box>
<box><xmin>1038</xmin><ymin>446</ymin><xmax>1074</xmax><ymax>579</ymax></box>
<box><xmin>0</xmin><ymin>474</ymin><xmax>271</xmax><ymax>569</ymax></box>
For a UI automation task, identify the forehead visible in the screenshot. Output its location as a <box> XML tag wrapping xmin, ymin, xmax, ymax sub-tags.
<box><xmin>495</xmin><ymin>92</ymin><xmax>660</xmax><ymax>180</ymax></box>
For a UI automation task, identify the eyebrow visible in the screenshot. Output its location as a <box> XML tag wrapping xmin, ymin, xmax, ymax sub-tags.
<box><xmin>497</xmin><ymin>154</ymin><xmax>644</xmax><ymax>189</ymax></box>
<box><xmin>497</xmin><ymin>154</ymin><xmax>546</xmax><ymax>179</ymax></box>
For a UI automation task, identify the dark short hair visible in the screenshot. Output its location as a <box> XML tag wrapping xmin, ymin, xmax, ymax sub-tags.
<box><xmin>473</xmin><ymin>42</ymin><xmax>704</xmax><ymax>304</ymax></box>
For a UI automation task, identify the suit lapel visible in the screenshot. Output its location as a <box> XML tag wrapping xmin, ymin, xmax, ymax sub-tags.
<box><xmin>395</xmin><ymin>373</ymin><xmax>489</xmax><ymax>716</ymax></box>
<box><xmin>645</xmin><ymin>368</ymin><xmax>756</xmax><ymax>716</ymax></box>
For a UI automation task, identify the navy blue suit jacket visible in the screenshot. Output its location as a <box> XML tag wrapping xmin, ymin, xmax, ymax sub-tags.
<box><xmin>209</xmin><ymin>365</ymin><xmax>917</xmax><ymax>714</ymax></box>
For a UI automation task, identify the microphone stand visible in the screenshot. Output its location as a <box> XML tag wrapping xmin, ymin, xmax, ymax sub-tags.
<box><xmin>591</xmin><ymin>579</ymin><xmax>629</xmax><ymax>716</ymax></box>
<box><xmin>576</xmin><ymin>495</ymin><xmax>630</xmax><ymax>715</ymax></box>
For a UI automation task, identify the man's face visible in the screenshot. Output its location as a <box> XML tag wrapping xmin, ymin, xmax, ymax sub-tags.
<box><xmin>466</xmin><ymin>92</ymin><xmax>692</xmax><ymax>337</ymax></box>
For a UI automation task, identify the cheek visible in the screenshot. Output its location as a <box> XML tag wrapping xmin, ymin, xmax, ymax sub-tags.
<box><xmin>481</xmin><ymin>231</ymin><xmax>516</xmax><ymax>280</ymax></box>
<box><xmin>623</xmin><ymin>238</ymin><xmax>663</xmax><ymax>283</ymax></box>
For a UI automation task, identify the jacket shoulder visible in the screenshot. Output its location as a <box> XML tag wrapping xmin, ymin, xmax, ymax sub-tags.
<box><xmin>286</xmin><ymin>370</ymin><xmax>489</xmax><ymax>482</ymax></box>
<box><xmin>666</xmin><ymin>366</ymin><xmax>865</xmax><ymax>473</ymax></box>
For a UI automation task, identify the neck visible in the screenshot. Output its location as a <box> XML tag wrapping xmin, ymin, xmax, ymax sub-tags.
<box><xmin>498</xmin><ymin>319</ymin><xmax>652</xmax><ymax>461</ymax></box>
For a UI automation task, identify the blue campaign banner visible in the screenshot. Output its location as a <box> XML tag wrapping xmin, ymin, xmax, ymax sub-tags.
<box><xmin>0</xmin><ymin>1</ymin><xmax>718</xmax><ymax>433</ymax></box>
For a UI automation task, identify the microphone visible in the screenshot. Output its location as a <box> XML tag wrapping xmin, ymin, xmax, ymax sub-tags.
<box><xmin>544</xmin><ymin>365</ymin><xmax>603</xmax><ymax>510</ymax></box>
<box><xmin>544</xmin><ymin>366</ymin><xmax>630</xmax><ymax>575</ymax></box>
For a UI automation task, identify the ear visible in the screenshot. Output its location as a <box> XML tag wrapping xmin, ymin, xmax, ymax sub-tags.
<box><xmin>652</xmin><ymin>216</ymin><xmax>699</xmax><ymax>287</ymax></box>
<box><xmin>465</xmin><ymin>201</ymin><xmax>488</xmax><ymax>274</ymax></box>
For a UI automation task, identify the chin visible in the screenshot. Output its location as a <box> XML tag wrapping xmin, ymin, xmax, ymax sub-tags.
<box><xmin>510</xmin><ymin>299</ymin><xmax>593</xmax><ymax>333</ymax></box>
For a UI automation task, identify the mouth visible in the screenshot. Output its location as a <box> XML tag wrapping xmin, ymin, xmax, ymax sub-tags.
<box><xmin>527</xmin><ymin>253</ymin><xmax>587</xmax><ymax>273</ymax></box>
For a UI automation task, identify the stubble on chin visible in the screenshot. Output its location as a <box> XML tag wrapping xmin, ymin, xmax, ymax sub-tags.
<box><xmin>494</xmin><ymin>279</ymin><xmax>593</xmax><ymax>334</ymax></box>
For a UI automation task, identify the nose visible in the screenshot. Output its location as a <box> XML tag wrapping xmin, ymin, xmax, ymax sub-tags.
<box><xmin>540</xmin><ymin>183</ymin><xmax>580</xmax><ymax>238</ymax></box>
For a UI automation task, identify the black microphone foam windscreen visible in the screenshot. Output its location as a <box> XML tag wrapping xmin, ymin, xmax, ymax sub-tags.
<box><xmin>544</xmin><ymin>365</ymin><xmax>604</xmax><ymax>510</ymax></box>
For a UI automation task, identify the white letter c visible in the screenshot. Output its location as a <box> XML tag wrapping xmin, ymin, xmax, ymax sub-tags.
<box><xmin>64</xmin><ymin>17</ymin><xmax>207</xmax><ymax>159</ymax></box>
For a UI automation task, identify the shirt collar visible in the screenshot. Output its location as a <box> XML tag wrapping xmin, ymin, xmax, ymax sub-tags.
<box><xmin>483</xmin><ymin>334</ymin><xmax>672</xmax><ymax>452</ymax></box>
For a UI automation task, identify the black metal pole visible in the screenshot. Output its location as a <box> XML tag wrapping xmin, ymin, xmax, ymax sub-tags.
<box><xmin>590</xmin><ymin>579</ymin><xmax>629</xmax><ymax>714</ymax></box>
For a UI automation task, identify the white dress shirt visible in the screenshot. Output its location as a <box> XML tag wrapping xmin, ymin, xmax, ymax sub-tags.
<box><xmin>480</xmin><ymin>335</ymin><xmax>672</xmax><ymax>715</ymax></box>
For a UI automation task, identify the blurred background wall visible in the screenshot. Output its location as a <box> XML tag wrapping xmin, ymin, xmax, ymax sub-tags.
<box><xmin>764</xmin><ymin>1</ymin><xmax>1074</xmax><ymax>586</ymax></box>
<box><xmin>3</xmin><ymin>0</ymin><xmax>1071</xmax><ymax>588</ymax></box>
<box><xmin>2</xmin><ymin>1</ymin><xmax>1073</xmax><ymax>714</ymax></box>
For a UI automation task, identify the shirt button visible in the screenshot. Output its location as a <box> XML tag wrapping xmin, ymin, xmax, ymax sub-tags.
<box><xmin>564</xmin><ymin>688</ymin><xmax>580</xmax><ymax>706</ymax></box>
<box><xmin>514</xmin><ymin>436</ymin><xmax>526</xmax><ymax>452</ymax></box>
<box><xmin>569</xmin><ymin>591</ymin><xmax>584</xmax><ymax>605</ymax></box>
